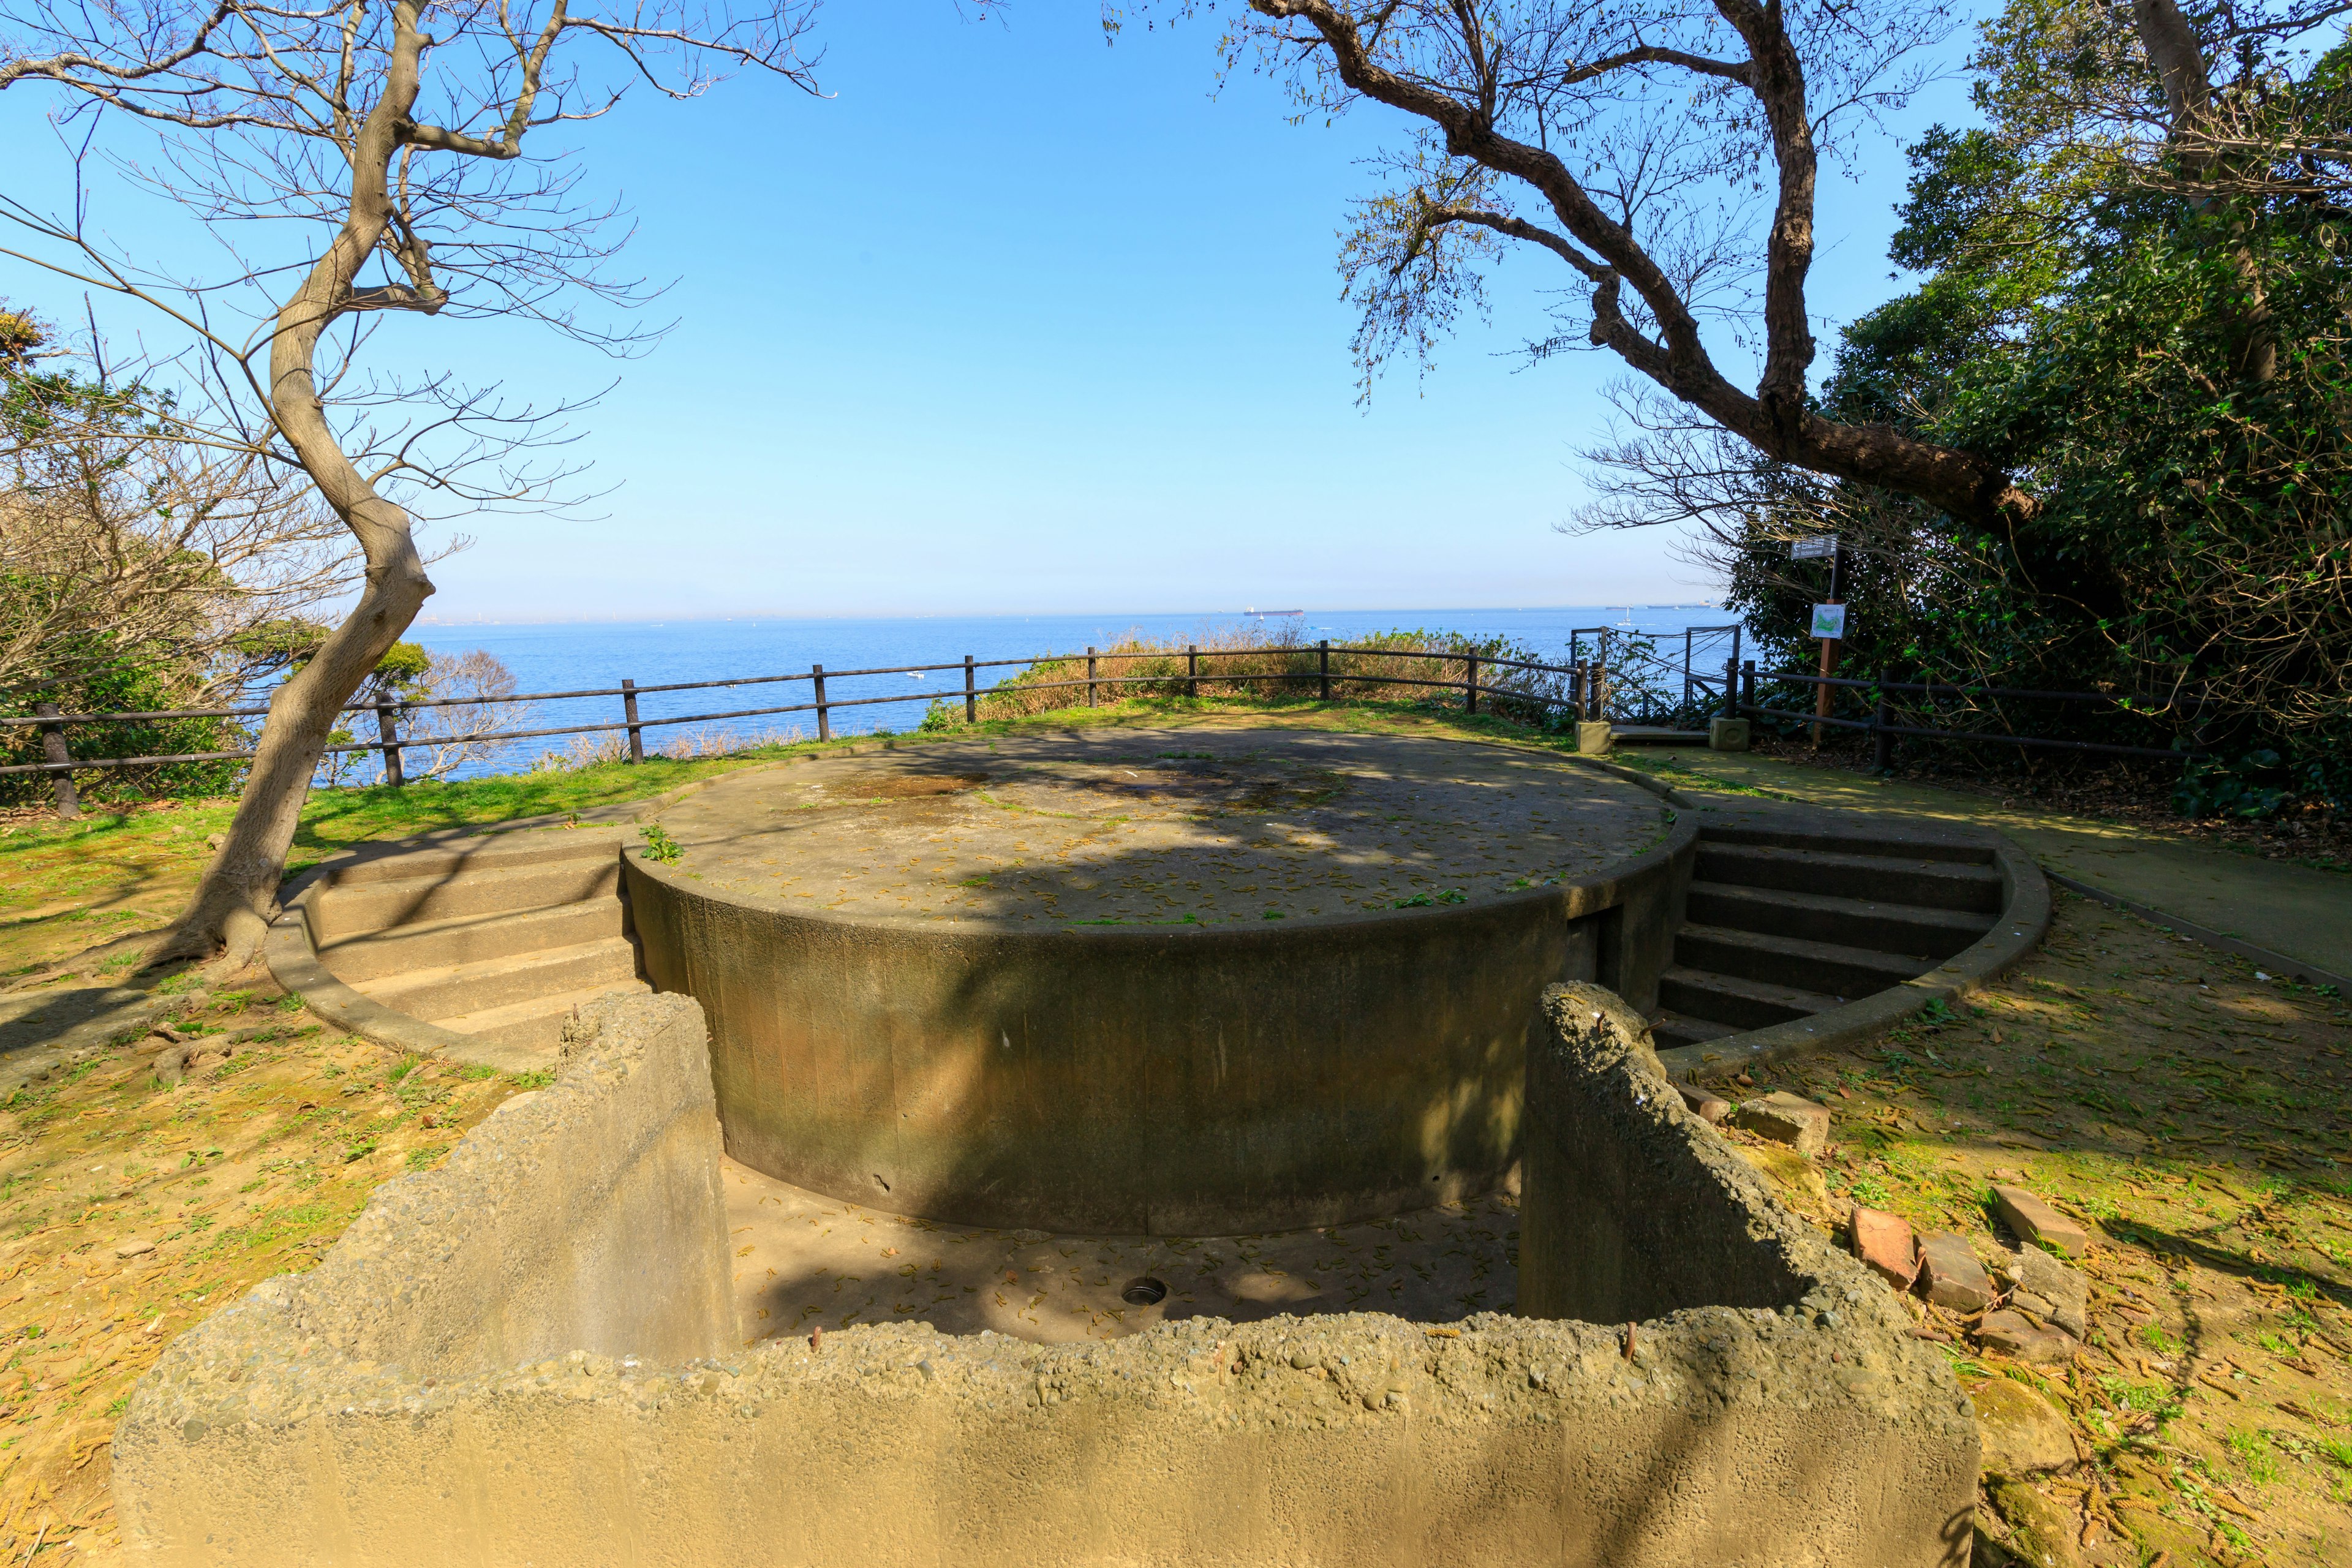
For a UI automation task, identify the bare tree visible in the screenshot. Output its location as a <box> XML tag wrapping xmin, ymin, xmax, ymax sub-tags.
<box><xmin>384</xmin><ymin>647</ymin><xmax>536</xmax><ymax>780</ymax></box>
<box><xmin>1115</xmin><ymin>1</ymin><xmax>2041</xmax><ymax>522</ymax></box>
<box><xmin>1</xmin><ymin>0</ymin><xmax>823</xmax><ymax>970</ymax></box>
<box><xmin>2</xmin><ymin>322</ymin><xmax>358</xmax><ymax>702</ymax></box>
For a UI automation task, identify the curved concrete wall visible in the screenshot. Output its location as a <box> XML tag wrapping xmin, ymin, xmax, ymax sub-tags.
<box><xmin>624</xmin><ymin>816</ymin><xmax>1695</xmax><ymax>1235</ymax></box>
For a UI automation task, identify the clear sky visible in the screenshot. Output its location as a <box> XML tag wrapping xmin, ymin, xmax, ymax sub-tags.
<box><xmin>1</xmin><ymin>5</ymin><xmax>1979</xmax><ymax>622</ymax></box>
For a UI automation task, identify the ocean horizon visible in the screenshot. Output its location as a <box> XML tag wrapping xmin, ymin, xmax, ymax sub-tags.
<box><xmin>396</xmin><ymin>605</ymin><xmax>1747</xmax><ymax>775</ymax></box>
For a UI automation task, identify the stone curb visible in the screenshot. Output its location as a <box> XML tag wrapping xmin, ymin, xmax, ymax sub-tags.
<box><xmin>1660</xmin><ymin>832</ymin><xmax>2052</xmax><ymax>1085</ymax></box>
<box><xmin>2041</xmin><ymin>870</ymin><xmax>2351</xmax><ymax>992</ymax></box>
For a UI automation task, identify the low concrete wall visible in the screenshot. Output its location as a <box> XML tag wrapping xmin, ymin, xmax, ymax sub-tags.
<box><xmin>625</xmin><ymin>816</ymin><xmax>1695</xmax><ymax>1236</ymax></box>
<box><xmin>115</xmin><ymin>990</ymin><xmax>1974</xmax><ymax>1567</ymax></box>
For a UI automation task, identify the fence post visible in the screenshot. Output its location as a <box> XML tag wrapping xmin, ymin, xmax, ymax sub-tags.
<box><xmin>964</xmin><ymin>655</ymin><xmax>977</xmax><ymax>723</ymax></box>
<box><xmin>1741</xmin><ymin>660</ymin><xmax>1755</xmax><ymax>716</ymax></box>
<box><xmin>1464</xmin><ymin>651</ymin><xmax>1479</xmax><ymax>715</ymax></box>
<box><xmin>1186</xmin><ymin>645</ymin><xmax>1199</xmax><ymax>699</ymax></box>
<box><xmin>1319</xmin><ymin>639</ymin><xmax>1331</xmax><ymax>702</ymax></box>
<box><xmin>622</xmin><ymin>679</ymin><xmax>644</xmax><ymax>764</ymax></box>
<box><xmin>1871</xmin><ymin>669</ymin><xmax>1895</xmax><ymax>773</ymax></box>
<box><xmin>1723</xmin><ymin>657</ymin><xmax>1739</xmax><ymax>720</ymax></box>
<box><xmin>1087</xmin><ymin>647</ymin><xmax>1098</xmax><ymax>708</ymax></box>
<box><xmin>1570</xmin><ymin>664</ymin><xmax>1586</xmax><ymax>723</ymax></box>
<box><xmin>813</xmin><ymin>664</ymin><xmax>831</xmax><ymax>743</ymax></box>
<box><xmin>32</xmin><ymin>701</ymin><xmax>78</xmax><ymax>820</ymax></box>
<box><xmin>375</xmin><ymin>703</ymin><xmax>405</xmax><ymax>787</ymax></box>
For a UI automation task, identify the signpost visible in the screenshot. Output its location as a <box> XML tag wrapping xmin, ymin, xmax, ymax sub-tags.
<box><xmin>1795</xmin><ymin>536</ymin><xmax>1844</xmax><ymax>745</ymax></box>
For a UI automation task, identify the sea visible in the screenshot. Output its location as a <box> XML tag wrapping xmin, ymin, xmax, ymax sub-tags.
<box><xmin>399</xmin><ymin>606</ymin><xmax>1745</xmax><ymax>777</ymax></box>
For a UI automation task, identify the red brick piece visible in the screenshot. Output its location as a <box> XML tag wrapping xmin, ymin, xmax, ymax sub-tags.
<box><xmin>1850</xmin><ymin>1207</ymin><xmax>1918</xmax><ymax>1289</ymax></box>
<box><xmin>1914</xmin><ymin>1231</ymin><xmax>1994</xmax><ymax>1312</ymax></box>
<box><xmin>1992</xmin><ymin>1185</ymin><xmax>2090</xmax><ymax>1257</ymax></box>
<box><xmin>1732</xmin><ymin>1091</ymin><xmax>1831</xmax><ymax>1156</ymax></box>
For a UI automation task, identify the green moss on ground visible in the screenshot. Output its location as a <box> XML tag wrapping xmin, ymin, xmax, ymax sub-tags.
<box><xmin>1721</xmin><ymin>894</ymin><xmax>2352</xmax><ymax>1567</ymax></box>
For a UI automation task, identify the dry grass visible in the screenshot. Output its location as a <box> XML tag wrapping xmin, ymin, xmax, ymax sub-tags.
<box><xmin>1713</xmin><ymin>893</ymin><xmax>2352</xmax><ymax>1566</ymax></box>
<box><xmin>956</xmin><ymin>624</ymin><xmax>1575</xmax><ymax>728</ymax></box>
<box><xmin>0</xmin><ymin>995</ymin><xmax>540</xmax><ymax>1559</ymax></box>
<box><xmin>526</xmin><ymin>723</ymin><xmax>807</xmax><ymax>772</ymax></box>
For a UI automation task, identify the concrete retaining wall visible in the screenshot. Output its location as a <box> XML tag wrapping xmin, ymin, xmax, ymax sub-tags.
<box><xmin>113</xmin><ymin>990</ymin><xmax>1975</xmax><ymax>1567</ymax></box>
<box><xmin>624</xmin><ymin>818</ymin><xmax>1695</xmax><ymax>1236</ymax></box>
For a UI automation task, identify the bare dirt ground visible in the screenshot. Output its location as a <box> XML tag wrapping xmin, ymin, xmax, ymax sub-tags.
<box><xmin>723</xmin><ymin>1159</ymin><xmax>1518</xmax><ymax>1344</ymax></box>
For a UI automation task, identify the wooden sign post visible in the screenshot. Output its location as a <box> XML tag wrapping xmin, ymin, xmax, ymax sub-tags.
<box><xmin>1793</xmin><ymin>536</ymin><xmax>1844</xmax><ymax>746</ymax></box>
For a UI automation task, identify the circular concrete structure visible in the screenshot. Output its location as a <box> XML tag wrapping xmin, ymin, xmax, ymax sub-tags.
<box><xmin>623</xmin><ymin>728</ymin><xmax>1693</xmax><ymax>1234</ymax></box>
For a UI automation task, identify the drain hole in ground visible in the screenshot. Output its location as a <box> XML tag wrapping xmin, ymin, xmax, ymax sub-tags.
<box><xmin>1121</xmin><ymin>1276</ymin><xmax>1168</xmax><ymax>1306</ymax></box>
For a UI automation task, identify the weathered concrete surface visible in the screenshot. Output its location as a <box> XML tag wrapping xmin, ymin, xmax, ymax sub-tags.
<box><xmin>1520</xmin><ymin>982</ymin><xmax>1977</xmax><ymax>1561</ymax></box>
<box><xmin>647</xmin><ymin>729</ymin><xmax>1668</xmax><ymax>924</ymax></box>
<box><xmin>627</xmin><ymin>729</ymin><xmax>1695</xmax><ymax>1234</ymax></box>
<box><xmin>115</xmin><ymin>990</ymin><xmax>1977</xmax><ymax>1568</ymax></box>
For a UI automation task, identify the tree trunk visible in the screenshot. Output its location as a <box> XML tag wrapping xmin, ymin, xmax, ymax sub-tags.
<box><xmin>2131</xmin><ymin>0</ymin><xmax>2277</xmax><ymax>383</ymax></box>
<box><xmin>150</xmin><ymin>1</ymin><xmax>441</xmax><ymax>973</ymax></box>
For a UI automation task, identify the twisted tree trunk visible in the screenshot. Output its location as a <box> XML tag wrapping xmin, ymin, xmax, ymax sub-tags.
<box><xmin>153</xmin><ymin>2</ymin><xmax>442</xmax><ymax>971</ymax></box>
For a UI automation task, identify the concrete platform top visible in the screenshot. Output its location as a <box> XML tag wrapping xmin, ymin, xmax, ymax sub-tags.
<box><xmin>651</xmin><ymin>727</ymin><xmax>1670</xmax><ymax>929</ymax></box>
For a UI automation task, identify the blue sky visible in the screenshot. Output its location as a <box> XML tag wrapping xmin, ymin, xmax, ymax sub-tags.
<box><xmin>2</xmin><ymin>6</ymin><xmax>1979</xmax><ymax>621</ymax></box>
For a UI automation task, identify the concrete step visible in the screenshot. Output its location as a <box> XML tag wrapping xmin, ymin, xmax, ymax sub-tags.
<box><xmin>1684</xmin><ymin>881</ymin><xmax>1993</xmax><ymax>960</ymax></box>
<box><xmin>1649</xmin><ymin>1010</ymin><xmax>1743</xmax><ymax>1052</ymax></box>
<box><xmin>312</xmin><ymin>858</ymin><xmax>620</xmax><ymax>942</ymax></box>
<box><xmin>1657</xmin><ymin>965</ymin><xmax>1845</xmax><ymax>1032</ymax></box>
<box><xmin>1672</xmin><ymin>922</ymin><xmax>1931</xmax><ymax>999</ymax></box>
<box><xmin>1693</xmin><ymin>842</ymin><xmax>2003</xmax><ymax>913</ymax></box>
<box><xmin>352</xmin><ymin>938</ymin><xmax>640</xmax><ymax>1022</ymax></box>
<box><xmin>1697</xmin><ymin>823</ymin><xmax>1993</xmax><ymax>866</ymax></box>
<box><xmin>320</xmin><ymin>829</ymin><xmax>629</xmax><ymax>888</ymax></box>
<box><xmin>317</xmin><ymin>900</ymin><xmax>626</xmax><ymax>982</ymax></box>
<box><xmin>435</xmin><ymin>979</ymin><xmax>654</xmax><ymax>1054</ymax></box>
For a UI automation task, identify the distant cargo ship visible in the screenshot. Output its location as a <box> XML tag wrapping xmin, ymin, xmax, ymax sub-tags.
<box><xmin>1242</xmin><ymin>608</ymin><xmax>1304</xmax><ymax>616</ymax></box>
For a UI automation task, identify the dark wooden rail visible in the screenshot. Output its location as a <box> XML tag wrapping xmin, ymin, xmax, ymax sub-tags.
<box><xmin>0</xmin><ymin>641</ymin><xmax>1602</xmax><ymax>792</ymax></box>
<box><xmin>1738</xmin><ymin>663</ymin><xmax>2207</xmax><ymax>766</ymax></box>
<box><xmin>4</xmin><ymin>639</ymin><xmax>2212</xmax><ymax>815</ymax></box>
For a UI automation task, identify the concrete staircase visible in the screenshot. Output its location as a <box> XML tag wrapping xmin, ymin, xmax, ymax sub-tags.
<box><xmin>303</xmin><ymin>827</ymin><xmax>646</xmax><ymax>1055</ymax></box>
<box><xmin>1649</xmin><ymin>823</ymin><xmax>2002</xmax><ymax>1052</ymax></box>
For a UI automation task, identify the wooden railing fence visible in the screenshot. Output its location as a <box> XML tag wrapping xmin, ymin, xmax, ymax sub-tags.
<box><xmin>3</xmin><ymin>636</ymin><xmax>2213</xmax><ymax>818</ymax></box>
